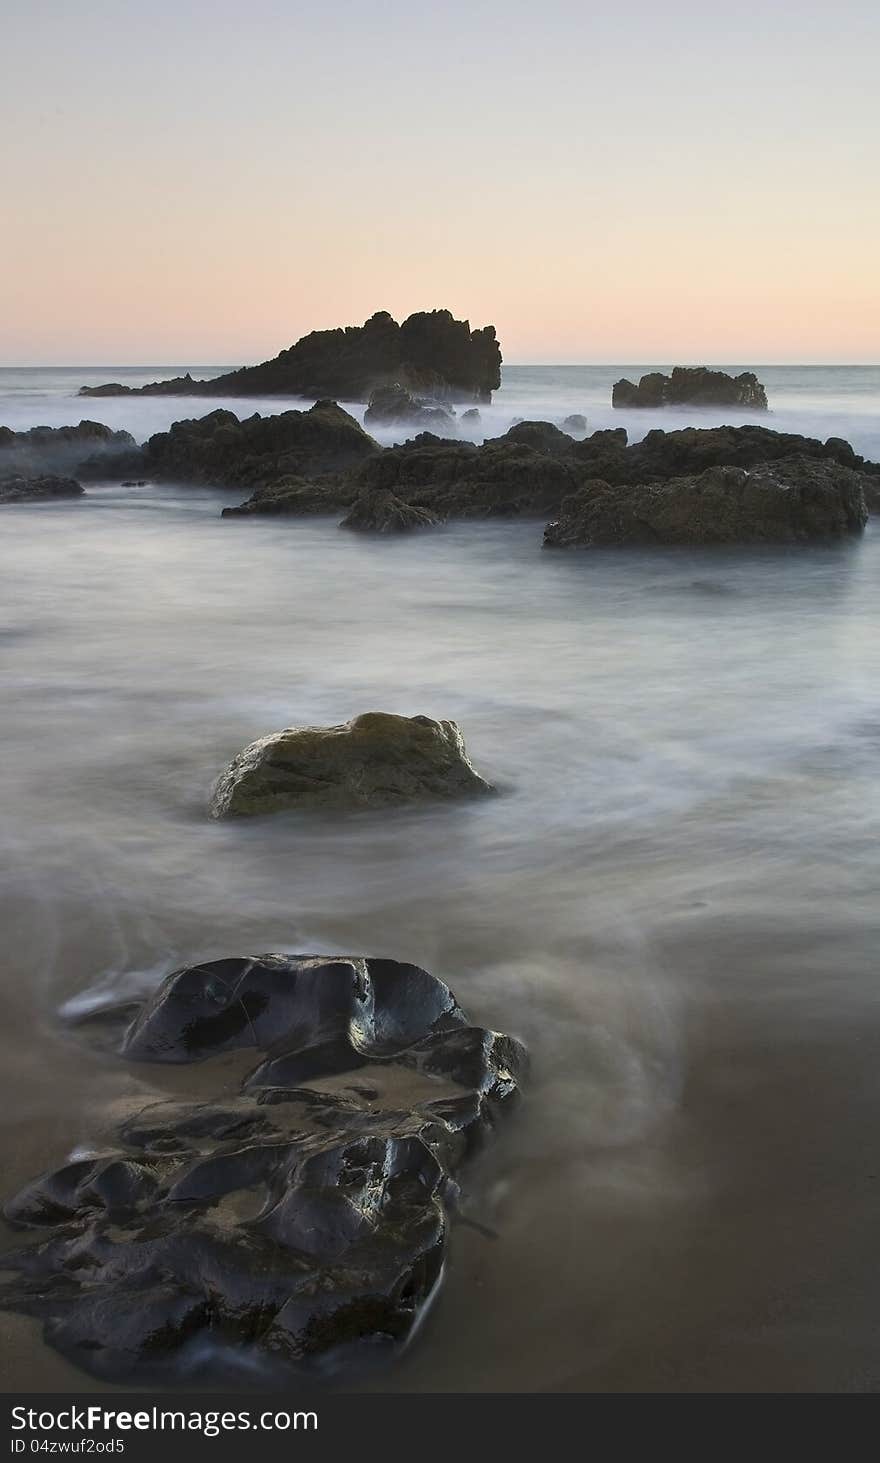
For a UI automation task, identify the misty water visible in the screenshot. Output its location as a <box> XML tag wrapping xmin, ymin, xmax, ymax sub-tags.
<box><xmin>2</xmin><ymin>366</ymin><xmax>880</xmax><ymax>1392</ymax></box>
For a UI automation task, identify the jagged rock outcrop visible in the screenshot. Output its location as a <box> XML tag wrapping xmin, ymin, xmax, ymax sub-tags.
<box><xmin>340</xmin><ymin>489</ymin><xmax>441</xmax><ymax>534</ymax></box>
<box><xmin>144</xmin><ymin>401</ymin><xmax>378</xmax><ymax>489</ymax></box>
<box><xmin>211</xmin><ymin>712</ymin><xmax>492</xmax><ymax>817</ymax></box>
<box><xmin>80</xmin><ymin>310</ymin><xmax>503</xmax><ymax>404</ymax></box>
<box><xmin>339</xmin><ymin>428</ymin><xmax>582</xmax><ymax>519</ymax></box>
<box><xmin>0</xmin><ymin>474</ymin><xmax>84</xmax><ymax>505</ymax></box>
<box><xmin>0</xmin><ymin>420</ymin><xmax>141</xmax><ymax>481</ymax></box>
<box><xmin>1</xmin><ymin>953</ymin><xmax>525</xmax><ymax>1381</ymax></box>
<box><xmin>363</xmin><ymin>384</ymin><xmax>456</xmax><ymax>432</ymax></box>
<box><xmin>543</xmin><ymin>458</ymin><xmax>868</xmax><ymax>548</ymax></box>
<box><xmin>612</xmin><ymin>367</ymin><xmax>768</xmax><ymax>410</ymax></box>
<box><xmin>578</xmin><ymin>423</ymin><xmax>880</xmax><ymax>486</ymax></box>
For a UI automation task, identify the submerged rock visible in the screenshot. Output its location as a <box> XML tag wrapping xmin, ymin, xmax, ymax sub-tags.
<box><xmin>1</xmin><ymin>953</ymin><xmax>525</xmax><ymax>1381</ymax></box>
<box><xmin>0</xmin><ymin>474</ymin><xmax>84</xmax><ymax>504</ymax></box>
<box><xmin>562</xmin><ymin>414</ymin><xmax>588</xmax><ymax>434</ymax></box>
<box><xmin>543</xmin><ymin>458</ymin><xmax>868</xmax><ymax>548</ymax></box>
<box><xmin>339</xmin><ymin>489</ymin><xmax>441</xmax><ymax>533</ymax></box>
<box><xmin>80</xmin><ymin>310</ymin><xmax>503</xmax><ymax>404</ymax></box>
<box><xmin>612</xmin><ymin>367</ymin><xmax>769</xmax><ymax>410</ymax></box>
<box><xmin>210</xmin><ymin>712</ymin><xmax>492</xmax><ymax>817</ymax></box>
<box><xmin>364</xmin><ymin>384</ymin><xmax>456</xmax><ymax>432</ymax></box>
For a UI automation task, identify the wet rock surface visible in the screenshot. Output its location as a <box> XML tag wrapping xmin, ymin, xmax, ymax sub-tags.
<box><xmin>80</xmin><ymin>310</ymin><xmax>502</xmax><ymax>404</ymax></box>
<box><xmin>340</xmin><ymin>489</ymin><xmax>442</xmax><ymax>534</ymax></box>
<box><xmin>543</xmin><ymin>458</ymin><xmax>869</xmax><ymax>547</ymax></box>
<box><xmin>612</xmin><ymin>367</ymin><xmax>769</xmax><ymax>410</ymax></box>
<box><xmin>0</xmin><ymin>474</ymin><xmax>85</xmax><ymax>504</ymax></box>
<box><xmin>1</xmin><ymin>954</ymin><xmax>524</xmax><ymax>1382</ymax></box>
<box><xmin>210</xmin><ymin>712</ymin><xmax>492</xmax><ymax>817</ymax></box>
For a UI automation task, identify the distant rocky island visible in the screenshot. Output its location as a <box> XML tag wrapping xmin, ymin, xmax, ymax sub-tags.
<box><xmin>79</xmin><ymin>309</ymin><xmax>502</xmax><ymax>404</ymax></box>
<box><xmin>612</xmin><ymin>367</ymin><xmax>768</xmax><ymax>410</ymax></box>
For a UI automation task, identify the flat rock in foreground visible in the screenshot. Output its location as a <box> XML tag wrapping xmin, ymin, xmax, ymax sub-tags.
<box><xmin>543</xmin><ymin>458</ymin><xmax>868</xmax><ymax>548</ymax></box>
<box><xmin>2</xmin><ymin>953</ymin><xmax>525</xmax><ymax>1381</ymax></box>
<box><xmin>211</xmin><ymin>712</ymin><xmax>493</xmax><ymax>817</ymax></box>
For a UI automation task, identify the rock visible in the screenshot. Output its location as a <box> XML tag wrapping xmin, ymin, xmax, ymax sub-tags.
<box><xmin>573</xmin><ymin>423</ymin><xmax>880</xmax><ymax>486</ymax></box>
<box><xmin>562</xmin><ymin>414</ymin><xmax>588</xmax><ymax>434</ymax></box>
<box><xmin>612</xmin><ymin>367</ymin><xmax>768</xmax><ymax>410</ymax></box>
<box><xmin>217</xmin><ymin>419</ymin><xmax>878</xmax><ymax>525</ymax></box>
<box><xmin>1</xmin><ymin>953</ymin><xmax>525</xmax><ymax>1381</ymax></box>
<box><xmin>543</xmin><ymin>458</ymin><xmax>868</xmax><ymax>548</ymax></box>
<box><xmin>0</xmin><ymin>420</ymin><xmax>140</xmax><ymax>481</ymax></box>
<box><xmin>460</xmin><ymin>407</ymin><xmax>481</xmax><ymax>426</ymax></box>
<box><xmin>342</xmin><ymin>432</ymin><xmax>581</xmax><ymax>519</ymax></box>
<box><xmin>80</xmin><ymin>311</ymin><xmax>503</xmax><ymax>404</ymax></box>
<box><xmin>221</xmin><ymin>475</ymin><xmax>350</xmax><ymax>517</ymax></box>
<box><xmin>211</xmin><ymin>712</ymin><xmax>492</xmax><ymax>817</ymax></box>
<box><xmin>364</xmin><ymin>383</ymin><xmax>456</xmax><ymax>432</ymax></box>
<box><xmin>340</xmin><ymin>489</ymin><xmax>441</xmax><ymax>533</ymax></box>
<box><xmin>0</xmin><ymin>474</ymin><xmax>84</xmax><ymax>504</ymax></box>
<box><xmin>145</xmin><ymin>400</ymin><xmax>378</xmax><ymax>489</ymax></box>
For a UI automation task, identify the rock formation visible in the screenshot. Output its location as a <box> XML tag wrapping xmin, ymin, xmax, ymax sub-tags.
<box><xmin>0</xmin><ymin>474</ymin><xmax>85</xmax><ymax>504</ymax></box>
<box><xmin>1</xmin><ymin>953</ymin><xmax>525</xmax><ymax>1381</ymax></box>
<box><xmin>612</xmin><ymin>367</ymin><xmax>768</xmax><ymax>410</ymax></box>
<box><xmin>79</xmin><ymin>310</ymin><xmax>502</xmax><ymax>404</ymax></box>
<box><xmin>0</xmin><ymin>420</ymin><xmax>141</xmax><ymax>481</ymax></box>
<box><xmin>363</xmin><ymin>384</ymin><xmax>456</xmax><ymax>432</ymax></box>
<box><xmin>144</xmin><ymin>401</ymin><xmax>378</xmax><ymax>489</ymax></box>
<box><xmin>543</xmin><ymin>458</ymin><xmax>868</xmax><ymax>548</ymax></box>
<box><xmin>340</xmin><ymin>489</ymin><xmax>442</xmax><ymax>533</ymax></box>
<box><xmin>210</xmin><ymin>712</ymin><xmax>492</xmax><ymax>817</ymax></box>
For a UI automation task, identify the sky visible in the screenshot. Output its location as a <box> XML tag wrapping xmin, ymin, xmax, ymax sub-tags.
<box><xmin>2</xmin><ymin>0</ymin><xmax>878</xmax><ymax>364</ymax></box>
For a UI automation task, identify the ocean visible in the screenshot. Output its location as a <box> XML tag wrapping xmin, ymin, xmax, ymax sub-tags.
<box><xmin>1</xmin><ymin>363</ymin><xmax>879</xmax><ymax>1392</ymax></box>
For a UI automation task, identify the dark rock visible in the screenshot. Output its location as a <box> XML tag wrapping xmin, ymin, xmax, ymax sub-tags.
<box><xmin>208</xmin><ymin>417</ymin><xmax>879</xmax><ymax>525</ymax></box>
<box><xmin>343</xmin><ymin>433</ymin><xmax>581</xmax><ymax>519</ymax></box>
<box><xmin>562</xmin><ymin>414</ymin><xmax>588</xmax><ymax>434</ymax></box>
<box><xmin>144</xmin><ymin>400</ymin><xmax>378</xmax><ymax>489</ymax></box>
<box><xmin>0</xmin><ymin>420</ymin><xmax>140</xmax><ymax>481</ymax></box>
<box><xmin>543</xmin><ymin>458</ymin><xmax>868</xmax><ymax>548</ymax></box>
<box><xmin>612</xmin><ymin>367</ymin><xmax>769</xmax><ymax>410</ymax></box>
<box><xmin>80</xmin><ymin>311</ymin><xmax>502</xmax><ymax>405</ymax></box>
<box><xmin>210</xmin><ymin>711</ymin><xmax>492</xmax><ymax>817</ymax></box>
<box><xmin>340</xmin><ymin>489</ymin><xmax>441</xmax><ymax>534</ymax></box>
<box><xmin>221</xmin><ymin>475</ymin><xmax>351</xmax><ymax>517</ymax></box>
<box><xmin>460</xmin><ymin>407</ymin><xmax>481</xmax><ymax>426</ymax></box>
<box><xmin>1</xmin><ymin>953</ymin><xmax>524</xmax><ymax>1381</ymax></box>
<box><xmin>571</xmin><ymin>423</ymin><xmax>880</xmax><ymax>488</ymax></box>
<box><xmin>0</xmin><ymin>474</ymin><xmax>84</xmax><ymax>505</ymax></box>
<box><xmin>363</xmin><ymin>384</ymin><xmax>456</xmax><ymax>432</ymax></box>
